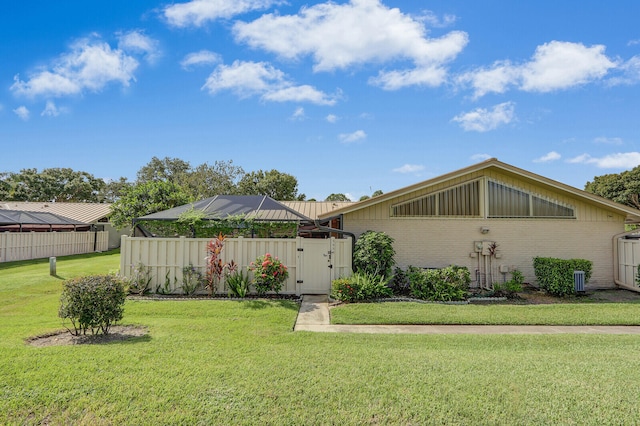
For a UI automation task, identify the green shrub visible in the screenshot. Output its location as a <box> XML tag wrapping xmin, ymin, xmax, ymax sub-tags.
<box><xmin>353</xmin><ymin>231</ymin><xmax>396</xmax><ymax>278</ymax></box>
<box><xmin>493</xmin><ymin>269</ymin><xmax>524</xmax><ymax>298</ymax></box>
<box><xmin>331</xmin><ymin>272</ymin><xmax>392</xmax><ymax>302</ymax></box>
<box><xmin>59</xmin><ymin>275</ymin><xmax>127</xmax><ymax>335</ymax></box>
<box><xmin>129</xmin><ymin>262</ymin><xmax>152</xmax><ymax>295</ymax></box>
<box><xmin>409</xmin><ymin>266</ymin><xmax>470</xmax><ymax>302</ymax></box>
<box><xmin>227</xmin><ymin>270</ymin><xmax>251</xmax><ymax>298</ymax></box>
<box><xmin>391</xmin><ymin>266</ymin><xmax>411</xmax><ymax>296</ymax></box>
<box><xmin>533</xmin><ymin>257</ymin><xmax>592</xmax><ymax>297</ymax></box>
<box><xmin>181</xmin><ymin>264</ymin><xmax>203</xmax><ymax>296</ymax></box>
<box><xmin>156</xmin><ymin>270</ymin><xmax>176</xmax><ymax>295</ymax></box>
<box><xmin>249</xmin><ymin>253</ymin><xmax>289</xmax><ymax>295</ymax></box>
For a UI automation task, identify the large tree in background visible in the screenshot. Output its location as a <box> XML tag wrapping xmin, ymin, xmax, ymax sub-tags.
<box><xmin>136</xmin><ymin>157</ymin><xmax>244</xmax><ymax>200</ymax></box>
<box><xmin>181</xmin><ymin>161</ymin><xmax>244</xmax><ymax>199</ymax></box>
<box><xmin>99</xmin><ymin>177</ymin><xmax>133</xmax><ymax>203</ymax></box>
<box><xmin>0</xmin><ymin>156</ymin><xmax>305</xmax><ymax>209</ymax></box>
<box><xmin>325</xmin><ymin>193</ymin><xmax>351</xmax><ymax>202</ymax></box>
<box><xmin>585</xmin><ymin>166</ymin><xmax>640</xmax><ymax>210</ymax></box>
<box><xmin>359</xmin><ymin>189</ymin><xmax>383</xmax><ymax>201</ymax></box>
<box><xmin>136</xmin><ymin>157</ymin><xmax>191</xmax><ymax>184</ymax></box>
<box><xmin>237</xmin><ymin>169</ymin><xmax>304</xmax><ymax>200</ymax></box>
<box><xmin>109</xmin><ymin>181</ymin><xmax>192</xmax><ymax>230</ymax></box>
<box><xmin>0</xmin><ymin>168</ymin><xmax>106</xmax><ymax>202</ymax></box>
<box><xmin>0</xmin><ymin>173</ymin><xmax>11</xmax><ymax>200</ymax></box>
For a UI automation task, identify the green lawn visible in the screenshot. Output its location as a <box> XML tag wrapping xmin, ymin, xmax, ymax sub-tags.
<box><xmin>2</xmin><ymin>252</ymin><xmax>640</xmax><ymax>424</ymax></box>
<box><xmin>330</xmin><ymin>301</ymin><xmax>640</xmax><ymax>325</ymax></box>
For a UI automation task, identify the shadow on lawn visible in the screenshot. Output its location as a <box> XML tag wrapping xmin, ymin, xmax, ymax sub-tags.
<box><xmin>240</xmin><ymin>299</ymin><xmax>299</xmax><ymax>311</ymax></box>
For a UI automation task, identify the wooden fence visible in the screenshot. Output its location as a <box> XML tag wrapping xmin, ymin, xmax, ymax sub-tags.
<box><xmin>0</xmin><ymin>231</ymin><xmax>109</xmax><ymax>263</ymax></box>
<box><xmin>119</xmin><ymin>235</ymin><xmax>352</xmax><ymax>295</ymax></box>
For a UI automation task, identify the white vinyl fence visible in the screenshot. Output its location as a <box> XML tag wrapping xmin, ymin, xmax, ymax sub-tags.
<box><xmin>120</xmin><ymin>235</ymin><xmax>352</xmax><ymax>295</ymax></box>
<box><xmin>0</xmin><ymin>231</ymin><xmax>109</xmax><ymax>263</ymax></box>
<box><xmin>616</xmin><ymin>237</ymin><xmax>640</xmax><ymax>290</ymax></box>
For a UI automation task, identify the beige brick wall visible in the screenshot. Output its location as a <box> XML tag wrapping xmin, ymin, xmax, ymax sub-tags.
<box><xmin>344</xmin><ymin>217</ymin><xmax>623</xmax><ymax>289</ymax></box>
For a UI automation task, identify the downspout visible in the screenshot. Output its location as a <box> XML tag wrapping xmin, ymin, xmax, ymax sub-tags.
<box><xmin>613</xmin><ymin>228</ymin><xmax>640</xmax><ymax>292</ymax></box>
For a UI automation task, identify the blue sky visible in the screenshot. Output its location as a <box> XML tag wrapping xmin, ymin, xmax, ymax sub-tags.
<box><xmin>1</xmin><ymin>1</ymin><xmax>639</xmax><ymax>201</ymax></box>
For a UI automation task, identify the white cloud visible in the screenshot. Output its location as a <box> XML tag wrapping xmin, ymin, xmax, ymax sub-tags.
<box><xmin>452</xmin><ymin>102</ymin><xmax>515</xmax><ymax>132</ymax></box>
<box><xmin>339</xmin><ymin>129</ymin><xmax>366</xmax><ymax>143</ymax></box>
<box><xmin>202</xmin><ymin>60</ymin><xmax>337</xmax><ymax>105</ymax></box>
<box><xmin>262</xmin><ymin>85</ymin><xmax>337</xmax><ymax>105</ymax></box>
<box><xmin>13</xmin><ymin>106</ymin><xmax>30</xmax><ymax>121</ymax></box>
<box><xmin>521</xmin><ymin>41</ymin><xmax>615</xmax><ymax>92</ymax></box>
<box><xmin>41</xmin><ymin>100</ymin><xmax>65</xmax><ymax>117</ymax></box>
<box><xmin>180</xmin><ymin>50</ymin><xmax>222</xmax><ymax>69</ymax></box>
<box><xmin>456</xmin><ymin>60</ymin><xmax>519</xmax><ymax>98</ymax></box>
<box><xmin>369</xmin><ymin>65</ymin><xmax>451</xmax><ymax>90</ymax></box>
<box><xmin>11</xmin><ymin>34</ymin><xmax>152</xmax><ymax>98</ymax></box>
<box><xmin>163</xmin><ymin>0</ymin><xmax>280</xmax><ymax>28</ymax></box>
<box><xmin>533</xmin><ymin>151</ymin><xmax>561</xmax><ymax>163</ymax></box>
<box><xmin>459</xmin><ymin>41</ymin><xmax>617</xmax><ymax>98</ymax></box>
<box><xmin>420</xmin><ymin>11</ymin><xmax>457</xmax><ymax>28</ymax></box>
<box><xmin>608</xmin><ymin>55</ymin><xmax>640</xmax><ymax>86</ymax></box>
<box><xmin>594</xmin><ymin>136</ymin><xmax>623</xmax><ymax>145</ymax></box>
<box><xmin>392</xmin><ymin>164</ymin><xmax>425</xmax><ymax>173</ymax></box>
<box><xmin>234</xmin><ymin>0</ymin><xmax>468</xmax><ymax>89</ymax></box>
<box><xmin>628</xmin><ymin>39</ymin><xmax>640</xmax><ymax>46</ymax></box>
<box><xmin>290</xmin><ymin>107</ymin><xmax>305</xmax><ymax>120</ymax></box>
<box><xmin>567</xmin><ymin>152</ymin><xmax>640</xmax><ymax>169</ymax></box>
<box><xmin>326</xmin><ymin>114</ymin><xmax>338</xmax><ymax>123</ymax></box>
<box><xmin>117</xmin><ymin>30</ymin><xmax>161</xmax><ymax>64</ymax></box>
<box><xmin>470</xmin><ymin>153</ymin><xmax>492</xmax><ymax>162</ymax></box>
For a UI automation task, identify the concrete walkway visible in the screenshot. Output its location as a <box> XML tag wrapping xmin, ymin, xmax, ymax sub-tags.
<box><xmin>294</xmin><ymin>295</ymin><xmax>640</xmax><ymax>335</ymax></box>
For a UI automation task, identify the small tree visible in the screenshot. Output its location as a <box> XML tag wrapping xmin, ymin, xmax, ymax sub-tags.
<box><xmin>353</xmin><ymin>231</ymin><xmax>396</xmax><ymax>277</ymax></box>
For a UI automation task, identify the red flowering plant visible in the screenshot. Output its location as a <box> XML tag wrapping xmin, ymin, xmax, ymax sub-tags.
<box><xmin>205</xmin><ymin>233</ymin><xmax>226</xmax><ymax>296</ymax></box>
<box><xmin>249</xmin><ymin>253</ymin><xmax>289</xmax><ymax>296</ymax></box>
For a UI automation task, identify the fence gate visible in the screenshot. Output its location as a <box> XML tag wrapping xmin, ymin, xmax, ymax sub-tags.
<box><xmin>298</xmin><ymin>239</ymin><xmax>334</xmax><ymax>294</ymax></box>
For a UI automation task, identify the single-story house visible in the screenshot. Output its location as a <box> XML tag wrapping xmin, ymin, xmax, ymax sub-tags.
<box><xmin>318</xmin><ymin>158</ymin><xmax>640</xmax><ymax>290</ymax></box>
<box><xmin>0</xmin><ymin>202</ymin><xmax>124</xmax><ymax>249</ymax></box>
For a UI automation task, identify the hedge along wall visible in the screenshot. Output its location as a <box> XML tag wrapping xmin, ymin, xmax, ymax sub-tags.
<box><xmin>533</xmin><ymin>257</ymin><xmax>593</xmax><ymax>296</ymax></box>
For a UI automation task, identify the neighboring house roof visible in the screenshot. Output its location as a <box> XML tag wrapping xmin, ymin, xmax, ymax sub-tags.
<box><xmin>317</xmin><ymin>158</ymin><xmax>640</xmax><ymax>223</ymax></box>
<box><xmin>0</xmin><ymin>201</ymin><xmax>111</xmax><ymax>224</ymax></box>
<box><xmin>280</xmin><ymin>201</ymin><xmax>354</xmax><ymax>220</ymax></box>
<box><xmin>0</xmin><ymin>209</ymin><xmax>91</xmax><ymax>231</ymax></box>
<box><xmin>135</xmin><ymin>195</ymin><xmax>312</xmax><ymax>223</ymax></box>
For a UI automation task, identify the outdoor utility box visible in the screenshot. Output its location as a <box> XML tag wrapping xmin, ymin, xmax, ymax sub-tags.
<box><xmin>481</xmin><ymin>241</ymin><xmax>496</xmax><ymax>256</ymax></box>
<box><xmin>473</xmin><ymin>241</ymin><xmax>496</xmax><ymax>255</ymax></box>
<box><xmin>574</xmin><ymin>271</ymin><xmax>585</xmax><ymax>292</ymax></box>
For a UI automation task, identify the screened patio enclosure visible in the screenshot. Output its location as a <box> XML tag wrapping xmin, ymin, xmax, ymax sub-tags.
<box><xmin>133</xmin><ymin>195</ymin><xmax>314</xmax><ymax>238</ymax></box>
<box><xmin>0</xmin><ymin>209</ymin><xmax>92</xmax><ymax>232</ymax></box>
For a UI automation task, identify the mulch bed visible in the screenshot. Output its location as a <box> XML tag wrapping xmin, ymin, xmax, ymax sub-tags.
<box><xmin>26</xmin><ymin>325</ymin><xmax>148</xmax><ymax>347</ymax></box>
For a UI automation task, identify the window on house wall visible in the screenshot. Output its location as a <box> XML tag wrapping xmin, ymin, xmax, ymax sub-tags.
<box><xmin>488</xmin><ymin>180</ymin><xmax>575</xmax><ymax>218</ymax></box>
<box><xmin>391</xmin><ymin>180</ymin><xmax>480</xmax><ymax>217</ymax></box>
<box><xmin>392</xmin><ymin>178</ymin><xmax>575</xmax><ymax>219</ymax></box>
